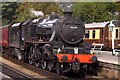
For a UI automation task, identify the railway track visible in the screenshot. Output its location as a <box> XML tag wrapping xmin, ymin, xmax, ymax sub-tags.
<box><xmin>1</xmin><ymin>53</ymin><xmax>102</xmax><ymax>80</ymax></box>
<box><xmin>3</xmin><ymin>50</ymin><xmax>119</xmax><ymax>79</ymax></box>
<box><xmin>1</xmin><ymin>54</ymin><xmax>70</xmax><ymax>80</ymax></box>
<box><xmin>1</xmin><ymin>63</ymin><xmax>32</xmax><ymax>79</ymax></box>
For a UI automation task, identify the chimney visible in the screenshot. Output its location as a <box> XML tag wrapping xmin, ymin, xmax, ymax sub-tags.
<box><xmin>60</xmin><ymin>2</ymin><xmax>72</xmax><ymax>17</ymax></box>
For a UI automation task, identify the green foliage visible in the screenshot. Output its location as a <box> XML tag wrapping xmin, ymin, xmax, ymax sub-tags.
<box><xmin>15</xmin><ymin>2</ymin><xmax>62</xmax><ymax>22</ymax></box>
<box><xmin>72</xmin><ymin>2</ymin><xmax>117</xmax><ymax>23</ymax></box>
<box><xmin>15</xmin><ymin>2</ymin><xmax>35</xmax><ymax>22</ymax></box>
<box><xmin>33</xmin><ymin>2</ymin><xmax>62</xmax><ymax>15</ymax></box>
<box><xmin>115</xmin><ymin>2</ymin><xmax>120</xmax><ymax>20</ymax></box>
<box><xmin>2</xmin><ymin>2</ymin><xmax>62</xmax><ymax>24</ymax></box>
<box><xmin>116</xmin><ymin>2</ymin><xmax>120</xmax><ymax>12</ymax></box>
<box><xmin>2</xmin><ymin>2</ymin><xmax>119</xmax><ymax>25</ymax></box>
<box><xmin>2</xmin><ymin>2</ymin><xmax>19</xmax><ymax>25</ymax></box>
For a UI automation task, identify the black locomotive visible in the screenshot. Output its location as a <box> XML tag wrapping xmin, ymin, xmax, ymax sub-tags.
<box><xmin>4</xmin><ymin>3</ymin><xmax>97</xmax><ymax>75</ymax></box>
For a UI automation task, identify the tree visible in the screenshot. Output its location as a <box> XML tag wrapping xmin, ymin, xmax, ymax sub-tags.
<box><xmin>114</xmin><ymin>2</ymin><xmax>120</xmax><ymax>20</ymax></box>
<box><xmin>72</xmin><ymin>2</ymin><xmax>117</xmax><ymax>23</ymax></box>
<box><xmin>15</xmin><ymin>2</ymin><xmax>35</xmax><ymax>22</ymax></box>
<box><xmin>2</xmin><ymin>2</ymin><xmax>19</xmax><ymax>25</ymax></box>
<box><xmin>33</xmin><ymin>2</ymin><xmax>62</xmax><ymax>15</ymax></box>
<box><xmin>15</xmin><ymin>2</ymin><xmax>62</xmax><ymax>22</ymax></box>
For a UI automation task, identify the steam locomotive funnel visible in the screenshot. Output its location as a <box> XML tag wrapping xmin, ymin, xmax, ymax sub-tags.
<box><xmin>60</xmin><ymin>2</ymin><xmax>72</xmax><ymax>17</ymax></box>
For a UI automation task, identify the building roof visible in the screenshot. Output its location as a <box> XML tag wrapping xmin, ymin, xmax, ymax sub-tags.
<box><xmin>85</xmin><ymin>20</ymin><xmax>120</xmax><ymax>29</ymax></box>
<box><xmin>113</xmin><ymin>20</ymin><xmax>120</xmax><ymax>27</ymax></box>
<box><xmin>85</xmin><ymin>22</ymin><xmax>109</xmax><ymax>28</ymax></box>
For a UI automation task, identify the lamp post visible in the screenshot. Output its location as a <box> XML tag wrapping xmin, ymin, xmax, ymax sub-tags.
<box><xmin>108</xmin><ymin>21</ymin><xmax>115</xmax><ymax>55</ymax></box>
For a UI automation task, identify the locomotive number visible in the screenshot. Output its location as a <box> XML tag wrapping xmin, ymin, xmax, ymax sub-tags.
<box><xmin>69</xmin><ymin>26</ymin><xmax>77</xmax><ymax>29</ymax></box>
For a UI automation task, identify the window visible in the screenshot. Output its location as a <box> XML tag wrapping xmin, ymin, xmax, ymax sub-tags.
<box><xmin>92</xmin><ymin>30</ymin><xmax>95</xmax><ymax>39</ymax></box>
<box><xmin>85</xmin><ymin>30</ymin><xmax>89</xmax><ymax>38</ymax></box>
<box><xmin>119</xmin><ymin>28</ymin><xmax>120</xmax><ymax>38</ymax></box>
<box><xmin>116</xmin><ymin>29</ymin><xmax>118</xmax><ymax>38</ymax></box>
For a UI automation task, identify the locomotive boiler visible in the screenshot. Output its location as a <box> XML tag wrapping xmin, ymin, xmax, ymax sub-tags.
<box><xmin>28</xmin><ymin>12</ymin><xmax>85</xmax><ymax>48</ymax></box>
<box><xmin>1</xmin><ymin>3</ymin><xmax>97</xmax><ymax>75</ymax></box>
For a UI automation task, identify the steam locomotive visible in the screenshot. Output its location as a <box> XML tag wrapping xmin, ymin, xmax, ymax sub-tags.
<box><xmin>1</xmin><ymin>7</ymin><xmax>97</xmax><ymax>75</ymax></box>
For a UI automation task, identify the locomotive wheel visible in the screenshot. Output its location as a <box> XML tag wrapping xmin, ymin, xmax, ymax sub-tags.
<box><xmin>56</xmin><ymin>62</ymin><xmax>61</xmax><ymax>75</ymax></box>
<box><xmin>41</xmin><ymin>59</ymin><xmax>47</xmax><ymax>70</ymax></box>
<box><xmin>28</xmin><ymin>54</ymin><xmax>33</xmax><ymax>65</ymax></box>
<box><xmin>24</xmin><ymin>52</ymin><xmax>28</xmax><ymax>63</ymax></box>
<box><xmin>47</xmin><ymin>61</ymin><xmax>53</xmax><ymax>72</ymax></box>
<box><xmin>35</xmin><ymin>61</ymin><xmax>40</xmax><ymax>67</ymax></box>
<box><xmin>28</xmin><ymin>47</ymin><xmax>34</xmax><ymax>65</ymax></box>
<box><xmin>6</xmin><ymin>49</ymin><xmax>11</xmax><ymax>57</ymax></box>
<box><xmin>34</xmin><ymin>48</ymin><xmax>41</xmax><ymax>67</ymax></box>
<box><xmin>81</xmin><ymin>65</ymin><xmax>87</xmax><ymax>78</ymax></box>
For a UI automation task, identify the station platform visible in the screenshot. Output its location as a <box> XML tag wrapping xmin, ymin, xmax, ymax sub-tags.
<box><xmin>93</xmin><ymin>50</ymin><xmax>119</xmax><ymax>65</ymax></box>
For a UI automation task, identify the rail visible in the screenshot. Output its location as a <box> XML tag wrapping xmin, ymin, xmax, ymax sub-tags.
<box><xmin>1</xmin><ymin>63</ymin><xmax>32</xmax><ymax>79</ymax></box>
<box><xmin>1</xmin><ymin>54</ymin><xmax>69</xmax><ymax>80</ymax></box>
